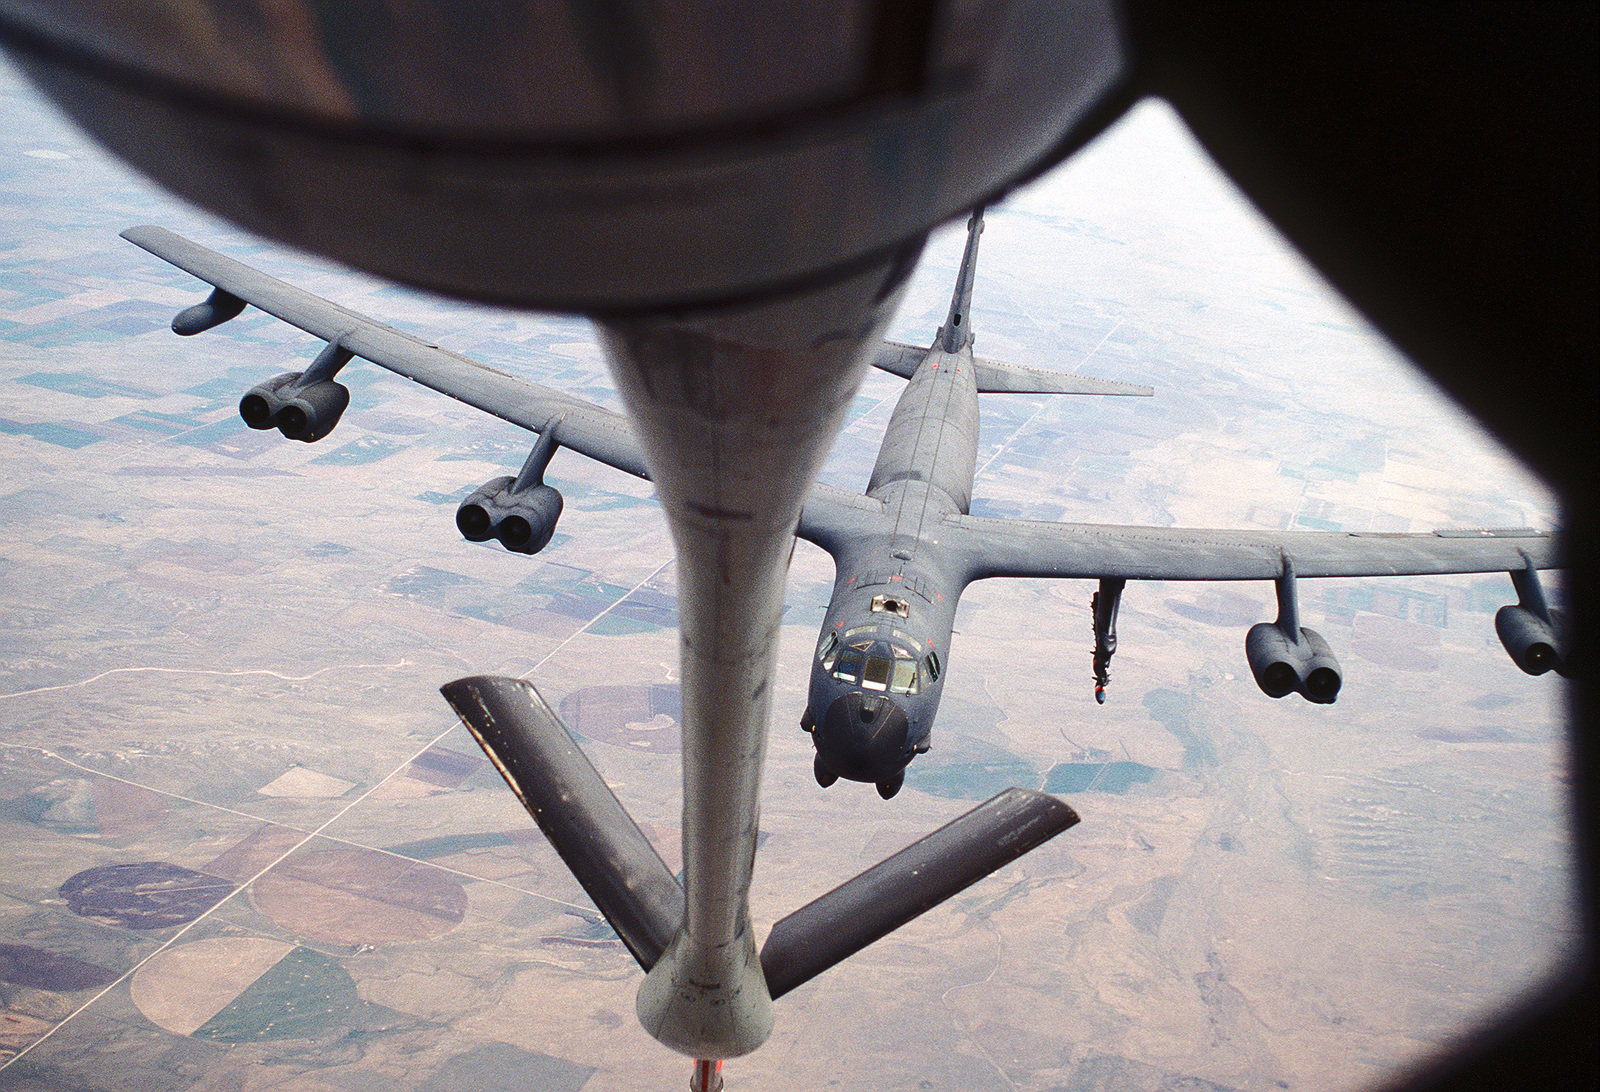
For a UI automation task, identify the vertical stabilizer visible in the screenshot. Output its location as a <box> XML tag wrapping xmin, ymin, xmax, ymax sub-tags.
<box><xmin>937</xmin><ymin>209</ymin><xmax>984</xmax><ymax>353</ymax></box>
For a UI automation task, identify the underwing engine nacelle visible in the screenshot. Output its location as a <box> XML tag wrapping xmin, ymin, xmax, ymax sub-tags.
<box><xmin>1245</xmin><ymin>622</ymin><xmax>1342</xmax><ymax>703</ymax></box>
<box><xmin>456</xmin><ymin>420</ymin><xmax>565</xmax><ymax>555</ymax></box>
<box><xmin>1496</xmin><ymin>556</ymin><xmax>1568</xmax><ymax>676</ymax></box>
<box><xmin>1246</xmin><ymin>558</ymin><xmax>1342</xmax><ymax>704</ymax></box>
<box><xmin>1496</xmin><ymin>607</ymin><xmax>1562</xmax><ymax>675</ymax></box>
<box><xmin>238</xmin><ymin>340</ymin><xmax>354</xmax><ymax>443</ymax></box>
<box><xmin>457</xmin><ymin>477</ymin><xmax>564</xmax><ymax>554</ymax></box>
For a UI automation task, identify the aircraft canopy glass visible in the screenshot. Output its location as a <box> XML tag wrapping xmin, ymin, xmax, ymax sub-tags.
<box><xmin>819</xmin><ymin>627</ymin><xmax>925</xmax><ymax>694</ymax></box>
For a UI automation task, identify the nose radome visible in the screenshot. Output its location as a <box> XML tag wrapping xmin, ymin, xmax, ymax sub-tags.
<box><xmin>819</xmin><ymin>692</ymin><xmax>909</xmax><ymax>782</ymax></box>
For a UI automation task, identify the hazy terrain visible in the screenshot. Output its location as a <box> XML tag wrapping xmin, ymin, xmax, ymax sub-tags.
<box><xmin>0</xmin><ymin>59</ymin><xmax>1575</xmax><ymax>1092</ymax></box>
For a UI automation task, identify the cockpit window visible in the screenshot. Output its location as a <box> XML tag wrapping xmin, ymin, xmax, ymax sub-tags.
<box><xmin>818</xmin><ymin>631</ymin><xmax>839</xmax><ymax>670</ymax></box>
<box><xmin>829</xmin><ymin>627</ymin><xmax>931</xmax><ymax>694</ymax></box>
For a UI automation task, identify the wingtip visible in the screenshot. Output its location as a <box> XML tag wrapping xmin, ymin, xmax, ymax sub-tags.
<box><xmin>1105</xmin><ymin>380</ymin><xmax>1154</xmax><ymax>397</ymax></box>
<box><xmin>120</xmin><ymin>225</ymin><xmax>177</xmax><ymax>253</ymax></box>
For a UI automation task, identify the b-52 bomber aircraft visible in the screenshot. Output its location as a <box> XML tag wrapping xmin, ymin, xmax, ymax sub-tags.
<box><xmin>789</xmin><ymin>213</ymin><xmax>1564</xmax><ymax>798</ymax></box>
<box><xmin>123</xmin><ymin>211</ymin><xmax>1565</xmax><ymax>805</ymax></box>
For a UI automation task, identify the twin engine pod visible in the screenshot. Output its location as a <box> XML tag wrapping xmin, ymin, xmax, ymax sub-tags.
<box><xmin>456</xmin><ymin>422</ymin><xmax>567</xmax><ymax>555</ymax></box>
<box><xmin>179</xmin><ymin>281</ymin><xmax>569</xmax><ymax>561</ymax></box>
<box><xmin>1245</xmin><ymin>622</ymin><xmax>1343</xmax><ymax>704</ymax></box>
<box><xmin>172</xmin><ymin>290</ymin><xmax>356</xmax><ymax>445</ymax></box>
<box><xmin>1246</xmin><ymin>558</ymin><xmax>1342</xmax><ymax>704</ymax></box>
<box><xmin>457</xmin><ymin>478</ymin><xmax>565</xmax><ymax>555</ymax></box>
<box><xmin>238</xmin><ymin>341</ymin><xmax>355</xmax><ymax>443</ymax></box>
<box><xmin>239</xmin><ymin>372</ymin><xmax>350</xmax><ymax>442</ymax></box>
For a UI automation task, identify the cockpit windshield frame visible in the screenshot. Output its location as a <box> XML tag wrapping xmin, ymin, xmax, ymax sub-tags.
<box><xmin>821</xmin><ymin>628</ymin><xmax>923</xmax><ymax>694</ymax></box>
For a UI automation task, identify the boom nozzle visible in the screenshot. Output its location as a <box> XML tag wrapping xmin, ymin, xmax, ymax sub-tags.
<box><xmin>690</xmin><ymin>1059</ymin><xmax>724</xmax><ymax>1092</ymax></box>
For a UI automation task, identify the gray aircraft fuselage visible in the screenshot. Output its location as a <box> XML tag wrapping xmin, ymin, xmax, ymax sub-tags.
<box><xmin>803</xmin><ymin>220</ymin><xmax>985</xmax><ymax>798</ymax></box>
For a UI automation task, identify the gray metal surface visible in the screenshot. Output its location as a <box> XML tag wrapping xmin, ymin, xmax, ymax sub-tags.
<box><xmin>126</xmin><ymin>224</ymin><xmax>1551</xmax><ymax>591</ymax></box>
<box><xmin>439</xmin><ymin>676</ymin><xmax>683</xmax><ymax>971</ymax></box>
<box><xmin>790</xmin><ymin>210</ymin><xmax>1562</xmax><ymax>794</ymax></box>
<box><xmin>8</xmin><ymin>2</ymin><xmax>1124</xmax><ymax>309</ymax></box>
<box><xmin>759</xmin><ymin>787</ymin><xmax>1080</xmax><ymax>999</ymax></box>
<box><xmin>951</xmin><ymin>519</ymin><xmax>1560</xmax><ymax>582</ymax></box>
<box><xmin>873</xmin><ymin>341</ymin><xmax>1153</xmax><ymax>395</ymax></box>
<box><xmin>123</xmin><ymin>217</ymin><xmax>1564</xmax><ymax>1059</ymax></box>
<box><xmin>120</xmin><ymin>226</ymin><xmax>650</xmax><ymax>478</ymax></box>
<box><xmin>594</xmin><ymin>254</ymin><xmax>917</xmax><ymax>1058</ymax></box>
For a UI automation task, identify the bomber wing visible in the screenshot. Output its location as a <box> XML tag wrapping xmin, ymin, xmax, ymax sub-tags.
<box><xmin>945</xmin><ymin>516</ymin><xmax>1564</xmax><ymax>702</ymax></box>
<box><xmin>122</xmin><ymin>225</ymin><xmax>650</xmax><ymax>478</ymax></box>
<box><xmin>126</xmin><ymin>225</ymin><xmax>879</xmax><ymax>537</ymax></box>
<box><xmin>796</xmin><ymin>490</ymin><xmax>888</xmax><ymax>555</ymax></box>
<box><xmin>947</xmin><ymin>517</ymin><xmax>1559</xmax><ymax>584</ymax></box>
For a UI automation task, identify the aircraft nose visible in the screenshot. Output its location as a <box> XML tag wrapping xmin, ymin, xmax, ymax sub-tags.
<box><xmin>817</xmin><ymin>692</ymin><xmax>910</xmax><ymax>782</ymax></box>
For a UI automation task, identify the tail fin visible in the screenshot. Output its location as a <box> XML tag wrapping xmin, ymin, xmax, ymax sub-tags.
<box><xmin>937</xmin><ymin>208</ymin><xmax>984</xmax><ymax>353</ymax></box>
<box><xmin>922</xmin><ymin>208</ymin><xmax>1152</xmax><ymax>396</ymax></box>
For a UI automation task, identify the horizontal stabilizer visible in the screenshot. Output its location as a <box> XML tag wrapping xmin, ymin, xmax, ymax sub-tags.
<box><xmin>759</xmin><ymin>787</ymin><xmax>1078</xmax><ymax>998</ymax></box>
<box><xmin>440</xmin><ymin>676</ymin><xmax>683</xmax><ymax>970</ymax></box>
<box><xmin>869</xmin><ymin>341</ymin><xmax>926</xmax><ymax>378</ymax></box>
<box><xmin>972</xmin><ymin>357</ymin><xmax>1152</xmax><ymax>396</ymax></box>
<box><xmin>869</xmin><ymin>340</ymin><xmax>1151</xmax><ymax>395</ymax></box>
